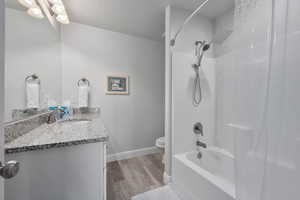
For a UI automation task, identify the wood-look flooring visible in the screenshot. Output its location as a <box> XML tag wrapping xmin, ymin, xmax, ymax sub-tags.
<box><xmin>107</xmin><ymin>153</ymin><xmax>165</xmax><ymax>200</ymax></box>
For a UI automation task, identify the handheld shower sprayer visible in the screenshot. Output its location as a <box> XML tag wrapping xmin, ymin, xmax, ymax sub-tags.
<box><xmin>194</xmin><ymin>41</ymin><xmax>211</xmax><ymax>68</ymax></box>
<box><xmin>193</xmin><ymin>40</ymin><xmax>211</xmax><ymax>107</ymax></box>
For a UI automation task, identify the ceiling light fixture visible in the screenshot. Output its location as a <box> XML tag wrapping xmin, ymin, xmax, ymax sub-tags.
<box><xmin>17</xmin><ymin>0</ymin><xmax>70</xmax><ymax>26</ymax></box>
<box><xmin>56</xmin><ymin>14</ymin><xmax>69</xmax><ymax>24</ymax></box>
<box><xmin>27</xmin><ymin>7</ymin><xmax>44</xmax><ymax>19</ymax></box>
<box><xmin>17</xmin><ymin>0</ymin><xmax>37</xmax><ymax>8</ymax></box>
<box><xmin>51</xmin><ymin>4</ymin><xmax>65</xmax><ymax>15</ymax></box>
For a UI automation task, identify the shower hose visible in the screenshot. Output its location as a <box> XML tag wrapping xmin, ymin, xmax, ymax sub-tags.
<box><xmin>193</xmin><ymin>68</ymin><xmax>202</xmax><ymax>106</ymax></box>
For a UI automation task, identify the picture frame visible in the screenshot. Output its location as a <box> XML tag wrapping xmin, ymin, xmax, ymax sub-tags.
<box><xmin>106</xmin><ymin>75</ymin><xmax>129</xmax><ymax>95</ymax></box>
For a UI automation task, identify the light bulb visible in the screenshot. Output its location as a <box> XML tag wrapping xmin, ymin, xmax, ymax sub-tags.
<box><xmin>56</xmin><ymin>14</ymin><xmax>69</xmax><ymax>24</ymax></box>
<box><xmin>51</xmin><ymin>4</ymin><xmax>65</xmax><ymax>14</ymax></box>
<box><xmin>27</xmin><ymin>7</ymin><xmax>44</xmax><ymax>19</ymax></box>
<box><xmin>18</xmin><ymin>0</ymin><xmax>36</xmax><ymax>8</ymax></box>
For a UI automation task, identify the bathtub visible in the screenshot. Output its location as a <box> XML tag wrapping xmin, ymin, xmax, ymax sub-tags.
<box><xmin>172</xmin><ymin>147</ymin><xmax>236</xmax><ymax>200</ymax></box>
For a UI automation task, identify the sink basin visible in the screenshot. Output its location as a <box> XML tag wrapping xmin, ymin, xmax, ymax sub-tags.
<box><xmin>58</xmin><ymin>119</ymin><xmax>92</xmax><ymax>125</ymax></box>
<box><xmin>54</xmin><ymin>118</ymin><xmax>93</xmax><ymax>133</ymax></box>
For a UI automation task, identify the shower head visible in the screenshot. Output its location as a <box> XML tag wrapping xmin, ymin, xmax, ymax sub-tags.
<box><xmin>194</xmin><ymin>40</ymin><xmax>211</xmax><ymax>67</ymax></box>
<box><xmin>195</xmin><ymin>41</ymin><xmax>211</xmax><ymax>51</ymax></box>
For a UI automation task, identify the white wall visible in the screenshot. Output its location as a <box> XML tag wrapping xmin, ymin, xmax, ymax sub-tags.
<box><xmin>0</xmin><ymin>0</ymin><xmax>5</xmax><ymax>198</ymax></box>
<box><xmin>213</xmin><ymin>9</ymin><xmax>234</xmax><ymax>57</ymax></box>
<box><xmin>5</xmin><ymin>8</ymin><xmax>62</xmax><ymax>121</ymax></box>
<box><xmin>170</xmin><ymin>7</ymin><xmax>215</xmax><ymax>154</ymax></box>
<box><xmin>171</xmin><ymin>7</ymin><xmax>213</xmax><ymax>56</ymax></box>
<box><xmin>214</xmin><ymin>9</ymin><xmax>234</xmax><ymax>42</ymax></box>
<box><xmin>61</xmin><ymin>22</ymin><xmax>164</xmax><ymax>154</ymax></box>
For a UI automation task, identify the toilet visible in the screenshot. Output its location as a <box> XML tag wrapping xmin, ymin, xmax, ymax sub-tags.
<box><xmin>155</xmin><ymin>137</ymin><xmax>165</xmax><ymax>164</ymax></box>
<box><xmin>155</xmin><ymin>137</ymin><xmax>165</xmax><ymax>149</ymax></box>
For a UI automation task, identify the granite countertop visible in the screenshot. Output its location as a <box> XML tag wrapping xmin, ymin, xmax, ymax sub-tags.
<box><xmin>5</xmin><ymin>117</ymin><xmax>108</xmax><ymax>154</ymax></box>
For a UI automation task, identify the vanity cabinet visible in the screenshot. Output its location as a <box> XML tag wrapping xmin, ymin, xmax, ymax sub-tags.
<box><xmin>5</xmin><ymin>142</ymin><xmax>107</xmax><ymax>200</ymax></box>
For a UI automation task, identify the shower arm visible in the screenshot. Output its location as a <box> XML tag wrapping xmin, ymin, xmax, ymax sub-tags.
<box><xmin>170</xmin><ymin>0</ymin><xmax>210</xmax><ymax>47</ymax></box>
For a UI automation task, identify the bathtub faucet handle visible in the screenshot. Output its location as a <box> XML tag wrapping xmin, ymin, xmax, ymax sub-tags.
<box><xmin>193</xmin><ymin>122</ymin><xmax>203</xmax><ymax>136</ymax></box>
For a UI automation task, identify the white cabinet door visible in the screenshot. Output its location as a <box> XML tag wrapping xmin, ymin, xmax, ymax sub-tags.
<box><xmin>0</xmin><ymin>0</ymin><xmax>5</xmax><ymax>199</ymax></box>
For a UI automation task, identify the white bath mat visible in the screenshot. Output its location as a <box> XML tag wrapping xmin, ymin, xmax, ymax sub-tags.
<box><xmin>131</xmin><ymin>186</ymin><xmax>181</xmax><ymax>200</ymax></box>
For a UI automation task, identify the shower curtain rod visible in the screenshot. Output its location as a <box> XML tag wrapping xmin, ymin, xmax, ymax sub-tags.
<box><xmin>170</xmin><ymin>0</ymin><xmax>210</xmax><ymax>47</ymax></box>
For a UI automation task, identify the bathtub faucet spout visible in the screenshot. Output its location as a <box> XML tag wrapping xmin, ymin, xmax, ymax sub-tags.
<box><xmin>196</xmin><ymin>141</ymin><xmax>207</xmax><ymax>148</ymax></box>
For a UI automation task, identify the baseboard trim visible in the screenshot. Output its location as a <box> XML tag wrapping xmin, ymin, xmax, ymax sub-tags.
<box><xmin>107</xmin><ymin>146</ymin><xmax>163</xmax><ymax>162</ymax></box>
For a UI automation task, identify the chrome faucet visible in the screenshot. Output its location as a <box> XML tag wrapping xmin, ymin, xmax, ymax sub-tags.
<box><xmin>194</xmin><ymin>122</ymin><xmax>203</xmax><ymax>136</ymax></box>
<box><xmin>196</xmin><ymin>140</ymin><xmax>207</xmax><ymax>160</ymax></box>
<box><xmin>196</xmin><ymin>140</ymin><xmax>207</xmax><ymax>148</ymax></box>
<box><xmin>194</xmin><ymin>122</ymin><xmax>206</xmax><ymax>148</ymax></box>
<box><xmin>47</xmin><ymin>112</ymin><xmax>57</xmax><ymax>124</ymax></box>
<box><xmin>194</xmin><ymin>122</ymin><xmax>207</xmax><ymax>160</ymax></box>
<box><xmin>57</xmin><ymin>107</ymin><xmax>66</xmax><ymax>119</ymax></box>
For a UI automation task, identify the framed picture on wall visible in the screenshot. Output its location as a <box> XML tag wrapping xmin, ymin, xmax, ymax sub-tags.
<box><xmin>106</xmin><ymin>75</ymin><xmax>129</xmax><ymax>95</ymax></box>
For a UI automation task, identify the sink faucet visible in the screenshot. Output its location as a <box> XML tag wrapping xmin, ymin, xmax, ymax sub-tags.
<box><xmin>57</xmin><ymin>107</ymin><xmax>66</xmax><ymax>119</ymax></box>
<box><xmin>47</xmin><ymin>107</ymin><xmax>66</xmax><ymax>124</ymax></box>
<box><xmin>47</xmin><ymin>112</ymin><xmax>57</xmax><ymax>124</ymax></box>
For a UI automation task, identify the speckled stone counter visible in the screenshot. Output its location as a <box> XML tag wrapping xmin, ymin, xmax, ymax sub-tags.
<box><xmin>5</xmin><ymin>116</ymin><xmax>108</xmax><ymax>154</ymax></box>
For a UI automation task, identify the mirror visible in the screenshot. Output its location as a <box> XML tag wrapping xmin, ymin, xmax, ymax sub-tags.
<box><xmin>4</xmin><ymin>0</ymin><xmax>62</xmax><ymax>122</ymax></box>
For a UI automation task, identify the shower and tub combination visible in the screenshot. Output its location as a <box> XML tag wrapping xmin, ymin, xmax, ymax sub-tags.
<box><xmin>169</xmin><ymin>0</ymin><xmax>235</xmax><ymax>198</ymax></box>
<box><xmin>167</xmin><ymin>0</ymin><xmax>300</xmax><ymax>199</ymax></box>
